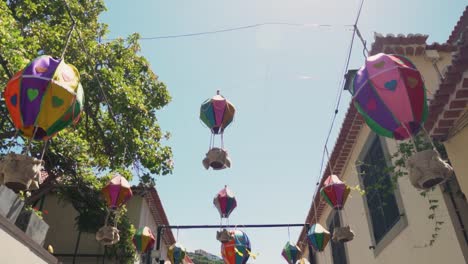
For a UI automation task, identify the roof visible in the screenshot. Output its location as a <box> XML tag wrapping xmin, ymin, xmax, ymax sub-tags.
<box><xmin>370</xmin><ymin>33</ymin><xmax>455</xmax><ymax>56</ymax></box>
<box><xmin>132</xmin><ymin>186</ymin><xmax>176</xmax><ymax>245</ymax></box>
<box><xmin>425</xmin><ymin>28</ymin><xmax>468</xmax><ymax>140</ymax></box>
<box><xmin>297</xmin><ymin>104</ymin><xmax>364</xmax><ymax>245</ymax></box>
<box><xmin>297</xmin><ymin>26</ymin><xmax>465</xmax><ymax>246</ymax></box>
<box><xmin>448</xmin><ymin>6</ymin><xmax>468</xmax><ymax>44</ymax></box>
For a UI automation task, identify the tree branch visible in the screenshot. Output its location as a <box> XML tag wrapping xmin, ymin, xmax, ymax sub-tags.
<box><xmin>0</xmin><ymin>130</ymin><xmax>17</xmax><ymax>140</ymax></box>
<box><xmin>0</xmin><ymin>53</ymin><xmax>12</xmax><ymax>79</ymax></box>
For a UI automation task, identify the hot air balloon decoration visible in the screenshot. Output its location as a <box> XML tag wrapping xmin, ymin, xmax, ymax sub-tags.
<box><xmin>167</xmin><ymin>243</ymin><xmax>187</xmax><ymax>264</ymax></box>
<box><xmin>214</xmin><ymin>186</ymin><xmax>237</xmax><ymax>219</ymax></box>
<box><xmin>96</xmin><ymin>174</ymin><xmax>133</xmax><ymax>245</ymax></box>
<box><xmin>221</xmin><ymin>230</ymin><xmax>251</xmax><ymax>264</ymax></box>
<box><xmin>0</xmin><ymin>55</ymin><xmax>84</xmax><ymax>191</ymax></box>
<box><xmin>307</xmin><ymin>224</ymin><xmax>330</xmax><ymax>252</ymax></box>
<box><xmin>351</xmin><ymin>53</ymin><xmax>427</xmax><ymax>140</ymax></box>
<box><xmin>102</xmin><ymin>174</ymin><xmax>133</xmax><ymax>210</ymax></box>
<box><xmin>281</xmin><ymin>241</ymin><xmax>301</xmax><ymax>264</ymax></box>
<box><xmin>4</xmin><ymin>55</ymin><xmax>84</xmax><ymax>141</ymax></box>
<box><xmin>133</xmin><ymin>226</ymin><xmax>155</xmax><ymax>253</ymax></box>
<box><xmin>320</xmin><ymin>175</ymin><xmax>354</xmax><ymax>242</ymax></box>
<box><xmin>320</xmin><ymin>175</ymin><xmax>350</xmax><ymax>210</ymax></box>
<box><xmin>351</xmin><ymin>53</ymin><xmax>452</xmax><ymax>189</ymax></box>
<box><xmin>200</xmin><ymin>90</ymin><xmax>235</xmax><ymax>170</ymax></box>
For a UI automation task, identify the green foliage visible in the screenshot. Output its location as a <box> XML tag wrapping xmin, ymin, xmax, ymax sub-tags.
<box><xmin>358</xmin><ymin>134</ymin><xmax>447</xmax><ymax>247</ymax></box>
<box><xmin>0</xmin><ymin>0</ymin><xmax>173</xmax><ymax>177</ymax></box>
<box><xmin>58</xmin><ymin>169</ymin><xmax>136</xmax><ymax>262</ymax></box>
<box><xmin>0</xmin><ymin>1</ymin><xmax>173</xmax><ymax>261</ymax></box>
<box><xmin>187</xmin><ymin>252</ymin><xmax>224</xmax><ymax>264</ymax></box>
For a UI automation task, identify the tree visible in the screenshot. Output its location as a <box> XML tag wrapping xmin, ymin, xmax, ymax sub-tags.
<box><xmin>0</xmin><ymin>0</ymin><xmax>173</xmax><ymax>179</ymax></box>
<box><xmin>0</xmin><ymin>1</ymin><xmax>173</xmax><ymax>262</ymax></box>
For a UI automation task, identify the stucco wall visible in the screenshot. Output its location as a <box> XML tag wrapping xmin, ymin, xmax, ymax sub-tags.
<box><xmin>0</xmin><ymin>217</ymin><xmax>55</xmax><ymax>264</ymax></box>
<box><xmin>405</xmin><ymin>51</ymin><xmax>452</xmax><ymax>96</ymax></box>
<box><xmin>314</xmin><ymin>125</ymin><xmax>465</xmax><ymax>264</ymax></box>
<box><xmin>136</xmin><ymin>197</ymin><xmax>169</xmax><ymax>260</ymax></box>
<box><xmin>444</xmin><ymin>126</ymin><xmax>468</xmax><ymax>197</ymax></box>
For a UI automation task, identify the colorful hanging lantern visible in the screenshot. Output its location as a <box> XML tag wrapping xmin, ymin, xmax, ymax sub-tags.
<box><xmin>221</xmin><ymin>230</ymin><xmax>251</xmax><ymax>264</ymax></box>
<box><xmin>281</xmin><ymin>241</ymin><xmax>301</xmax><ymax>264</ymax></box>
<box><xmin>133</xmin><ymin>226</ymin><xmax>155</xmax><ymax>253</ymax></box>
<box><xmin>200</xmin><ymin>91</ymin><xmax>236</xmax><ymax>135</ymax></box>
<box><xmin>350</xmin><ymin>53</ymin><xmax>427</xmax><ymax>140</ymax></box>
<box><xmin>101</xmin><ymin>173</ymin><xmax>133</xmax><ymax>209</ymax></box>
<box><xmin>320</xmin><ymin>175</ymin><xmax>351</xmax><ymax>210</ymax></box>
<box><xmin>307</xmin><ymin>224</ymin><xmax>330</xmax><ymax>252</ymax></box>
<box><xmin>4</xmin><ymin>55</ymin><xmax>84</xmax><ymax>140</ymax></box>
<box><xmin>167</xmin><ymin>243</ymin><xmax>187</xmax><ymax>264</ymax></box>
<box><xmin>213</xmin><ymin>186</ymin><xmax>237</xmax><ymax>218</ymax></box>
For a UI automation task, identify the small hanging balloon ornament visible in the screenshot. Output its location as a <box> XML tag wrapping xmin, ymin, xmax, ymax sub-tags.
<box><xmin>96</xmin><ymin>174</ymin><xmax>133</xmax><ymax>246</ymax></box>
<box><xmin>221</xmin><ymin>230</ymin><xmax>252</xmax><ymax>264</ymax></box>
<box><xmin>350</xmin><ymin>53</ymin><xmax>427</xmax><ymax>140</ymax></box>
<box><xmin>281</xmin><ymin>241</ymin><xmax>301</xmax><ymax>264</ymax></box>
<box><xmin>307</xmin><ymin>224</ymin><xmax>330</xmax><ymax>252</ymax></box>
<box><xmin>200</xmin><ymin>90</ymin><xmax>235</xmax><ymax>170</ymax></box>
<box><xmin>102</xmin><ymin>173</ymin><xmax>133</xmax><ymax>210</ymax></box>
<box><xmin>167</xmin><ymin>243</ymin><xmax>187</xmax><ymax>264</ymax></box>
<box><xmin>214</xmin><ymin>186</ymin><xmax>237</xmax><ymax>218</ymax></box>
<box><xmin>133</xmin><ymin>226</ymin><xmax>155</xmax><ymax>253</ymax></box>
<box><xmin>200</xmin><ymin>90</ymin><xmax>236</xmax><ymax>135</ymax></box>
<box><xmin>320</xmin><ymin>175</ymin><xmax>350</xmax><ymax>210</ymax></box>
<box><xmin>4</xmin><ymin>55</ymin><xmax>84</xmax><ymax>141</ymax></box>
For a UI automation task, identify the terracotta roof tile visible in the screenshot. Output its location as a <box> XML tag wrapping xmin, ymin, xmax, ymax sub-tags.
<box><xmin>448</xmin><ymin>6</ymin><xmax>468</xmax><ymax>44</ymax></box>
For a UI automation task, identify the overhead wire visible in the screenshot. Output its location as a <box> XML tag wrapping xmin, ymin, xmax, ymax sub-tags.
<box><xmin>105</xmin><ymin>22</ymin><xmax>353</xmax><ymax>41</ymax></box>
<box><xmin>63</xmin><ymin>0</ymin><xmax>131</xmax><ymax>166</ymax></box>
<box><xmin>309</xmin><ymin>0</ymin><xmax>366</xmax><ymax>227</ymax></box>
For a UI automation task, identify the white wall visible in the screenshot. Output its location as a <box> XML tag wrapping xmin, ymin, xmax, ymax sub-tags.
<box><xmin>315</xmin><ymin>125</ymin><xmax>465</xmax><ymax>264</ymax></box>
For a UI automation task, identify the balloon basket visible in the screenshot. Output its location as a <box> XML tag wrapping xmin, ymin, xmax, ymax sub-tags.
<box><xmin>0</xmin><ymin>153</ymin><xmax>43</xmax><ymax>192</ymax></box>
<box><xmin>406</xmin><ymin>149</ymin><xmax>454</xmax><ymax>190</ymax></box>
<box><xmin>96</xmin><ymin>225</ymin><xmax>120</xmax><ymax>245</ymax></box>
<box><xmin>203</xmin><ymin>148</ymin><xmax>231</xmax><ymax>170</ymax></box>
<box><xmin>332</xmin><ymin>226</ymin><xmax>355</xmax><ymax>243</ymax></box>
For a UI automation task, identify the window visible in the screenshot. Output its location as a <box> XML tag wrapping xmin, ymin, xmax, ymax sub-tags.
<box><xmin>328</xmin><ymin>212</ymin><xmax>347</xmax><ymax>264</ymax></box>
<box><xmin>358</xmin><ymin>135</ymin><xmax>405</xmax><ymax>249</ymax></box>
<box><xmin>308</xmin><ymin>244</ymin><xmax>317</xmax><ymax>264</ymax></box>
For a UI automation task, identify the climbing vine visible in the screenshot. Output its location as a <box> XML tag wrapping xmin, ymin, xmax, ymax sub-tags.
<box><xmin>358</xmin><ymin>133</ymin><xmax>450</xmax><ymax>247</ymax></box>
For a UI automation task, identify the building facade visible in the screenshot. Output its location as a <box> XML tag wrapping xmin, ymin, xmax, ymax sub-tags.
<box><xmin>43</xmin><ymin>186</ymin><xmax>175</xmax><ymax>264</ymax></box>
<box><xmin>298</xmin><ymin>7</ymin><xmax>468</xmax><ymax>264</ymax></box>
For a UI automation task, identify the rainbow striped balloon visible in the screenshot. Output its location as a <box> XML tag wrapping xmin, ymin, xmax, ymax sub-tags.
<box><xmin>213</xmin><ymin>186</ymin><xmax>237</xmax><ymax>218</ymax></box>
<box><xmin>133</xmin><ymin>226</ymin><xmax>155</xmax><ymax>253</ymax></box>
<box><xmin>307</xmin><ymin>224</ymin><xmax>330</xmax><ymax>252</ymax></box>
<box><xmin>320</xmin><ymin>175</ymin><xmax>350</xmax><ymax>210</ymax></box>
<box><xmin>4</xmin><ymin>55</ymin><xmax>84</xmax><ymax>140</ymax></box>
<box><xmin>351</xmin><ymin>53</ymin><xmax>427</xmax><ymax>140</ymax></box>
<box><xmin>101</xmin><ymin>174</ymin><xmax>133</xmax><ymax>209</ymax></box>
<box><xmin>167</xmin><ymin>243</ymin><xmax>186</xmax><ymax>264</ymax></box>
<box><xmin>281</xmin><ymin>241</ymin><xmax>301</xmax><ymax>264</ymax></box>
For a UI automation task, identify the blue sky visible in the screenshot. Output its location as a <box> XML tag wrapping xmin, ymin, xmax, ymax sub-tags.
<box><xmin>100</xmin><ymin>1</ymin><xmax>466</xmax><ymax>263</ymax></box>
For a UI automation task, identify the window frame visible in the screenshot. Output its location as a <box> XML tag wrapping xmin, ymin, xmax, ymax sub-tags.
<box><xmin>356</xmin><ymin>133</ymin><xmax>407</xmax><ymax>256</ymax></box>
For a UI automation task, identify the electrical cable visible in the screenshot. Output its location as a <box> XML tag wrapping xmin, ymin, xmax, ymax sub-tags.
<box><xmin>104</xmin><ymin>22</ymin><xmax>353</xmax><ymax>41</ymax></box>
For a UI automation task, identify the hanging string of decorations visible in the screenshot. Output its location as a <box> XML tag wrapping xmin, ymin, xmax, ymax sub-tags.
<box><xmin>200</xmin><ymin>90</ymin><xmax>235</xmax><ymax>170</ymax></box>
<box><xmin>350</xmin><ymin>53</ymin><xmax>453</xmax><ymax>190</ymax></box>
